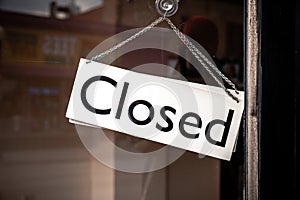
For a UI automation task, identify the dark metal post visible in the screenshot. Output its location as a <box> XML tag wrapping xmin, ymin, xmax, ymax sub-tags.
<box><xmin>245</xmin><ymin>0</ymin><xmax>259</xmax><ymax>199</ymax></box>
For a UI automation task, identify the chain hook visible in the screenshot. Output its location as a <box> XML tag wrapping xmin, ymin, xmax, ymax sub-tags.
<box><xmin>155</xmin><ymin>0</ymin><xmax>179</xmax><ymax>17</ymax></box>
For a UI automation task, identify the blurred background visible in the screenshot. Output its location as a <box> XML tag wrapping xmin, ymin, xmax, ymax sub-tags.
<box><xmin>0</xmin><ymin>0</ymin><xmax>244</xmax><ymax>200</ymax></box>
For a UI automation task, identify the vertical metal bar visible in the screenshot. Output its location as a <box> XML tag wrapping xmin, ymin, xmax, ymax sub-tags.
<box><xmin>245</xmin><ymin>0</ymin><xmax>259</xmax><ymax>200</ymax></box>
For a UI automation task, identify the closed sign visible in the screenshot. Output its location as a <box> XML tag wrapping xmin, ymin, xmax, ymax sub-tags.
<box><xmin>66</xmin><ymin>58</ymin><xmax>244</xmax><ymax>161</ymax></box>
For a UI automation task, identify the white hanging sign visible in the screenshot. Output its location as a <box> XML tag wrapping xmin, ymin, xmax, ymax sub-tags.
<box><xmin>66</xmin><ymin>58</ymin><xmax>244</xmax><ymax>161</ymax></box>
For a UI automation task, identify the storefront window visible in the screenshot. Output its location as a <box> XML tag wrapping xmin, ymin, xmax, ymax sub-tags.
<box><xmin>0</xmin><ymin>1</ymin><xmax>244</xmax><ymax>200</ymax></box>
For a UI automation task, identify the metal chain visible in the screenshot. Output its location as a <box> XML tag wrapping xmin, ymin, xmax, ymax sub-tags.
<box><xmin>189</xmin><ymin>40</ymin><xmax>239</xmax><ymax>93</ymax></box>
<box><xmin>89</xmin><ymin>17</ymin><xmax>239</xmax><ymax>102</ymax></box>
<box><xmin>90</xmin><ymin>17</ymin><xmax>165</xmax><ymax>61</ymax></box>
<box><xmin>164</xmin><ymin>18</ymin><xmax>240</xmax><ymax>102</ymax></box>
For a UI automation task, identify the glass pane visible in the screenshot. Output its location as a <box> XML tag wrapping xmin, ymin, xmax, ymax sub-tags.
<box><xmin>0</xmin><ymin>0</ymin><xmax>244</xmax><ymax>200</ymax></box>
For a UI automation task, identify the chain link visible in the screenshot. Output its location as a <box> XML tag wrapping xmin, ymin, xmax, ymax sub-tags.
<box><xmin>90</xmin><ymin>17</ymin><xmax>165</xmax><ymax>61</ymax></box>
<box><xmin>190</xmin><ymin>40</ymin><xmax>239</xmax><ymax>94</ymax></box>
<box><xmin>164</xmin><ymin>18</ymin><xmax>240</xmax><ymax>102</ymax></box>
<box><xmin>89</xmin><ymin>17</ymin><xmax>239</xmax><ymax>102</ymax></box>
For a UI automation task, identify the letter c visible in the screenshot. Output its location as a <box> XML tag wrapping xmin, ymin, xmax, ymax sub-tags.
<box><xmin>81</xmin><ymin>76</ymin><xmax>117</xmax><ymax>114</ymax></box>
